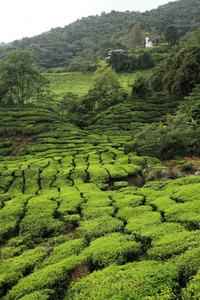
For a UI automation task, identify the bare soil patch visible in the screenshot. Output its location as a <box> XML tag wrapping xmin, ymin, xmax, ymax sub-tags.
<box><xmin>0</xmin><ymin>134</ymin><xmax>38</xmax><ymax>156</ymax></box>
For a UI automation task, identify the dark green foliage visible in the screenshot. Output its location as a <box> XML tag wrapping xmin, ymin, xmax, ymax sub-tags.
<box><xmin>182</xmin><ymin>268</ymin><xmax>200</xmax><ymax>299</ymax></box>
<box><xmin>108</xmin><ymin>51</ymin><xmax>154</xmax><ymax>71</ymax></box>
<box><xmin>0</xmin><ymin>51</ymin><xmax>50</xmax><ymax>105</ymax></box>
<box><xmin>128</xmin><ymin>114</ymin><xmax>200</xmax><ymax>159</ymax></box>
<box><xmin>0</xmin><ymin>0</ymin><xmax>199</xmax><ymax>70</ymax></box>
<box><xmin>165</xmin><ymin>25</ymin><xmax>179</xmax><ymax>48</ymax></box>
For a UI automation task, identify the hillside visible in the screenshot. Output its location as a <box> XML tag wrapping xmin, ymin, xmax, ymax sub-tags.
<box><xmin>0</xmin><ymin>0</ymin><xmax>200</xmax><ymax>70</ymax></box>
<box><xmin>0</xmin><ymin>106</ymin><xmax>200</xmax><ymax>299</ymax></box>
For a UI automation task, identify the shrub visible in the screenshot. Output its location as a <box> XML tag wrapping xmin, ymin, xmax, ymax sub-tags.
<box><xmin>0</xmin><ymin>247</ymin><xmax>47</xmax><ymax>298</ymax></box>
<box><xmin>77</xmin><ymin>216</ymin><xmax>124</xmax><ymax>240</ymax></box>
<box><xmin>148</xmin><ymin>231</ymin><xmax>200</xmax><ymax>260</ymax></box>
<box><xmin>182</xmin><ymin>269</ymin><xmax>200</xmax><ymax>300</ymax></box>
<box><xmin>40</xmin><ymin>238</ymin><xmax>87</xmax><ymax>268</ymax></box>
<box><xmin>65</xmin><ymin>261</ymin><xmax>179</xmax><ymax>299</ymax></box>
<box><xmin>19</xmin><ymin>197</ymin><xmax>64</xmax><ymax>242</ymax></box>
<box><xmin>5</xmin><ymin>255</ymin><xmax>86</xmax><ymax>300</ymax></box>
<box><xmin>88</xmin><ymin>165</ymin><xmax>109</xmax><ymax>184</ymax></box>
<box><xmin>125</xmin><ymin>211</ymin><xmax>162</xmax><ymax>236</ymax></box>
<box><xmin>0</xmin><ymin>197</ymin><xmax>29</xmax><ymax>242</ymax></box>
<box><xmin>80</xmin><ymin>233</ymin><xmax>142</xmax><ymax>268</ymax></box>
<box><xmin>103</xmin><ymin>164</ymin><xmax>128</xmax><ymax>179</ymax></box>
<box><xmin>116</xmin><ymin>205</ymin><xmax>152</xmax><ymax>222</ymax></box>
<box><xmin>112</xmin><ymin>194</ymin><xmax>144</xmax><ymax>209</ymax></box>
<box><xmin>82</xmin><ymin>206</ymin><xmax>115</xmax><ymax>220</ymax></box>
<box><xmin>58</xmin><ymin>191</ymin><xmax>83</xmax><ymax>215</ymax></box>
<box><xmin>165</xmin><ymin>199</ymin><xmax>200</xmax><ymax>229</ymax></box>
<box><xmin>17</xmin><ymin>289</ymin><xmax>53</xmax><ymax>300</ymax></box>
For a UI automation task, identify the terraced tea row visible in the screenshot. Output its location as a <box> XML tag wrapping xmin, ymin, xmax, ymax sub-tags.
<box><xmin>1</xmin><ymin>165</ymin><xmax>200</xmax><ymax>299</ymax></box>
<box><xmin>0</xmin><ymin>106</ymin><xmax>200</xmax><ymax>299</ymax></box>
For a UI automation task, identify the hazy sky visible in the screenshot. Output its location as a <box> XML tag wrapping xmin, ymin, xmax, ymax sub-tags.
<box><xmin>1</xmin><ymin>0</ymin><xmax>178</xmax><ymax>43</ymax></box>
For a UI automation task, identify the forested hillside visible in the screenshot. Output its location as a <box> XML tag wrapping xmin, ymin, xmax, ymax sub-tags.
<box><xmin>0</xmin><ymin>0</ymin><xmax>199</xmax><ymax>70</ymax></box>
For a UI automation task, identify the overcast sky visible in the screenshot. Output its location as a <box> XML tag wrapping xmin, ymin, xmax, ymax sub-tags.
<box><xmin>1</xmin><ymin>0</ymin><xmax>178</xmax><ymax>43</ymax></box>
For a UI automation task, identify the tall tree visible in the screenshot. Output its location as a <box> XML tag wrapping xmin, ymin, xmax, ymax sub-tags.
<box><xmin>129</xmin><ymin>24</ymin><xmax>144</xmax><ymax>49</ymax></box>
<box><xmin>83</xmin><ymin>64</ymin><xmax>121</xmax><ymax>111</ymax></box>
<box><xmin>165</xmin><ymin>25</ymin><xmax>179</xmax><ymax>49</ymax></box>
<box><xmin>162</xmin><ymin>47</ymin><xmax>200</xmax><ymax>97</ymax></box>
<box><xmin>0</xmin><ymin>50</ymin><xmax>49</xmax><ymax>105</ymax></box>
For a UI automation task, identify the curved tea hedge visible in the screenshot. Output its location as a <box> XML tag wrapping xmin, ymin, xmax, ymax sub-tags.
<box><xmin>0</xmin><ymin>106</ymin><xmax>200</xmax><ymax>299</ymax></box>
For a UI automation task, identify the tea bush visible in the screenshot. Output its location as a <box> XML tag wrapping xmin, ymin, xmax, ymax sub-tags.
<box><xmin>65</xmin><ymin>260</ymin><xmax>179</xmax><ymax>299</ymax></box>
<box><xmin>0</xmin><ymin>196</ymin><xmax>29</xmax><ymax>242</ymax></box>
<box><xmin>5</xmin><ymin>255</ymin><xmax>86</xmax><ymax>300</ymax></box>
<box><xmin>80</xmin><ymin>233</ymin><xmax>142</xmax><ymax>268</ymax></box>
<box><xmin>88</xmin><ymin>165</ymin><xmax>109</xmax><ymax>184</ymax></box>
<box><xmin>103</xmin><ymin>164</ymin><xmax>128</xmax><ymax>179</ymax></box>
<box><xmin>57</xmin><ymin>190</ymin><xmax>83</xmax><ymax>216</ymax></box>
<box><xmin>116</xmin><ymin>205</ymin><xmax>152</xmax><ymax>222</ymax></box>
<box><xmin>165</xmin><ymin>199</ymin><xmax>200</xmax><ymax>228</ymax></box>
<box><xmin>148</xmin><ymin>231</ymin><xmax>200</xmax><ymax>260</ymax></box>
<box><xmin>125</xmin><ymin>211</ymin><xmax>162</xmax><ymax>236</ymax></box>
<box><xmin>112</xmin><ymin>193</ymin><xmax>144</xmax><ymax>209</ymax></box>
<box><xmin>77</xmin><ymin>216</ymin><xmax>124</xmax><ymax>240</ymax></box>
<box><xmin>40</xmin><ymin>238</ymin><xmax>87</xmax><ymax>268</ymax></box>
<box><xmin>82</xmin><ymin>206</ymin><xmax>114</xmax><ymax>220</ymax></box>
<box><xmin>182</xmin><ymin>269</ymin><xmax>200</xmax><ymax>300</ymax></box>
<box><xmin>19</xmin><ymin>197</ymin><xmax>64</xmax><ymax>242</ymax></box>
<box><xmin>16</xmin><ymin>289</ymin><xmax>53</xmax><ymax>300</ymax></box>
<box><xmin>0</xmin><ymin>247</ymin><xmax>47</xmax><ymax>298</ymax></box>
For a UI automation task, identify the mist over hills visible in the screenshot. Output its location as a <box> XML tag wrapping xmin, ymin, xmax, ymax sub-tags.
<box><xmin>0</xmin><ymin>0</ymin><xmax>200</xmax><ymax>70</ymax></box>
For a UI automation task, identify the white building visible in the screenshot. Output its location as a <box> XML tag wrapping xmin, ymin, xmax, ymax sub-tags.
<box><xmin>146</xmin><ymin>37</ymin><xmax>156</xmax><ymax>48</ymax></box>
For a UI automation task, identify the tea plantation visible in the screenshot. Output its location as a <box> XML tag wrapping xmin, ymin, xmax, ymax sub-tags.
<box><xmin>0</xmin><ymin>105</ymin><xmax>200</xmax><ymax>299</ymax></box>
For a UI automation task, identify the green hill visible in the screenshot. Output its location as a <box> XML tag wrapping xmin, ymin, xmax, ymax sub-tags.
<box><xmin>0</xmin><ymin>0</ymin><xmax>199</xmax><ymax>70</ymax></box>
<box><xmin>0</xmin><ymin>105</ymin><xmax>200</xmax><ymax>299</ymax></box>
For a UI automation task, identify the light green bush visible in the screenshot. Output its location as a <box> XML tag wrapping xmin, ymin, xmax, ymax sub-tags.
<box><xmin>116</xmin><ymin>205</ymin><xmax>152</xmax><ymax>222</ymax></box>
<box><xmin>5</xmin><ymin>255</ymin><xmax>86</xmax><ymax>300</ymax></box>
<box><xmin>113</xmin><ymin>194</ymin><xmax>144</xmax><ymax>209</ymax></box>
<box><xmin>65</xmin><ymin>260</ymin><xmax>179</xmax><ymax>299</ymax></box>
<box><xmin>82</xmin><ymin>206</ymin><xmax>115</xmax><ymax>220</ymax></box>
<box><xmin>17</xmin><ymin>289</ymin><xmax>53</xmax><ymax>300</ymax></box>
<box><xmin>77</xmin><ymin>216</ymin><xmax>124</xmax><ymax>240</ymax></box>
<box><xmin>103</xmin><ymin>164</ymin><xmax>128</xmax><ymax>179</ymax></box>
<box><xmin>121</xmin><ymin>164</ymin><xmax>142</xmax><ymax>176</ymax></box>
<box><xmin>182</xmin><ymin>270</ymin><xmax>200</xmax><ymax>300</ymax></box>
<box><xmin>19</xmin><ymin>197</ymin><xmax>64</xmax><ymax>242</ymax></box>
<box><xmin>0</xmin><ymin>247</ymin><xmax>46</xmax><ymax>298</ymax></box>
<box><xmin>0</xmin><ymin>197</ymin><xmax>29</xmax><ymax>242</ymax></box>
<box><xmin>80</xmin><ymin>232</ymin><xmax>142</xmax><ymax>268</ymax></box>
<box><xmin>165</xmin><ymin>199</ymin><xmax>200</xmax><ymax>228</ymax></box>
<box><xmin>58</xmin><ymin>191</ymin><xmax>83</xmax><ymax>215</ymax></box>
<box><xmin>148</xmin><ymin>231</ymin><xmax>200</xmax><ymax>260</ymax></box>
<box><xmin>125</xmin><ymin>211</ymin><xmax>162</xmax><ymax>236</ymax></box>
<box><xmin>88</xmin><ymin>165</ymin><xmax>109</xmax><ymax>184</ymax></box>
<box><xmin>40</xmin><ymin>238</ymin><xmax>87</xmax><ymax>268</ymax></box>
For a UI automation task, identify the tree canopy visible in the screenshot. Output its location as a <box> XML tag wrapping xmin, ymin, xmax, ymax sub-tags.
<box><xmin>0</xmin><ymin>50</ymin><xmax>50</xmax><ymax>105</ymax></box>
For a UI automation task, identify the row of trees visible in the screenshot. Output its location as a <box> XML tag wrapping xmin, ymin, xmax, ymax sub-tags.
<box><xmin>151</xmin><ymin>28</ymin><xmax>200</xmax><ymax>98</ymax></box>
<box><xmin>108</xmin><ymin>51</ymin><xmax>155</xmax><ymax>72</ymax></box>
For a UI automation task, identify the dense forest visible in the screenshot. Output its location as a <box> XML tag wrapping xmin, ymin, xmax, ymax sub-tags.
<box><xmin>0</xmin><ymin>0</ymin><xmax>200</xmax><ymax>71</ymax></box>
